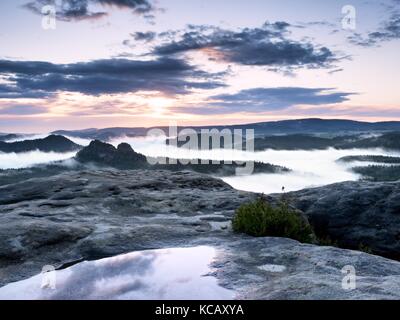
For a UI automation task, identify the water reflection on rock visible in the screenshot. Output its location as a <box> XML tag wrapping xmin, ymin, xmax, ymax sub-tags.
<box><xmin>0</xmin><ymin>246</ymin><xmax>235</xmax><ymax>300</ymax></box>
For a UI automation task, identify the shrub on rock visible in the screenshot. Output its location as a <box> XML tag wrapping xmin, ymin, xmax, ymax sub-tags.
<box><xmin>232</xmin><ymin>197</ymin><xmax>315</xmax><ymax>243</ymax></box>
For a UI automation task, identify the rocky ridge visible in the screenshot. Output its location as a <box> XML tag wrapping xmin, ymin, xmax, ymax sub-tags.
<box><xmin>0</xmin><ymin>135</ymin><xmax>81</xmax><ymax>153</ymax></box>
<box><xmin>1</xmin><ymin>169</ymin><xmax>400</xmax><ymax>299</ymax></box>
<box><xmin>283</xmin><ymin>180</ymin><xmax>400</xmax><ymax>259</ymax></box>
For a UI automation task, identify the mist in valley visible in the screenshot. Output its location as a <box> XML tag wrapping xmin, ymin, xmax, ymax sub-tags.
<box><xmin>109</xmin><ymin>135</ymin><xmax>400</xmax><ymax>193</ymax></box>
<box><xmin>1</xmin><ymin>134</ymin><xmax>399</xmax><ymax>193</ymax></box>
<box><xmin>0</xmin><ymin>150</ymin><xmax>77</xmax><ymax>170</ymax></box>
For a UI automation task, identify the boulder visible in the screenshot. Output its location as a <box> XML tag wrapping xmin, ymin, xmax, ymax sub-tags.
<box><xmin>284</xmin><ymin>180</ymin><xmax>400</xmax><ymax>259</ymax></box>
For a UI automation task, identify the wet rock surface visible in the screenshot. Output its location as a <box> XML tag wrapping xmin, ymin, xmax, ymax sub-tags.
<box><xmin>215</xmin><ymin>237</ymin><xmax>400</xmax><ymax>299</ymax></box>
<box><xmin>0</xmin><ymin>169</ymin><xmax>254</xmax><ymax>286</ymax></box>
<box><xmin>1</xmin><ymin>169</ymin><xmax>400</xmax><ymax>299</ymax></box>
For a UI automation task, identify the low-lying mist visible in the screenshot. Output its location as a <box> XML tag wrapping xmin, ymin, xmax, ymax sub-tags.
<box><xmin>0</xmin><ymin>135</ymin><xmax>91</xmax><ymax>170</ymax></box>
<box><xmin>0</xmin><ymin>151</ymin><xmax>77</xmax><ymax>170</ymax></box>
<box><xmin>2</xmin><ymin>133</ymin><xmax>399</xmax><ymax>194</ymax></box>
<box><xmin>109</xmin><ymin>135</ymin><xmax>400</xmax><ymax>194</ymax></box>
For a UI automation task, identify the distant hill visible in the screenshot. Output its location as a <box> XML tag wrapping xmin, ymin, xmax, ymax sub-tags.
<box><xmin>254</xmin><ymin>132</ymin><xmax>400</xmax><ymax>151</ymax></box>
<box><xmin>0</xmin><ymin>135</ymin><xmax>82</xmax><ymax>153</ymax></box>
<box><xmin>352</xmin><ymin>165</ymin><xmax>400</xmax><ymax>182</ymax></box>
<box><xmin>0</xmin><ymin>134</ymin><xmax>20</xmax><ymax>142</ymax></box>
<box><xmin>238</xmin><ymin>119</ymin><xmax>400</xmax><ymax>135</ymax></box>
<box><xmin>337</xmin><ymin>155</ymin><xmax>400</xmax><ymax>164</ymax></box>
<box><xmin>53</xmin><ymin>127</ymin><xmax>149</xmax><ymax>141</ymax></box>
<box><xmin>337</xmin><ymin>132</ymin><xmax>400</xmax><ymax>150</ymax></box>
<box><xmin>168</xmin><ymin>132</ymin><xmax>400</xmax><ymax>151</ymax></box>
<box><xmin>52</xmin><ymin>119</ymin><xmax>400</xmax><ymax>141</ymax></box>
<box><xmin>251</xmin><ymin>134</ymin><xmax>350</xmax><ymax>150</ymax></box>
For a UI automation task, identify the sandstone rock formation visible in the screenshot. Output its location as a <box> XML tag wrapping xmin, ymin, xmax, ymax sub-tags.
<box><xmin>285</xmin><ymin>180</ymin><xmax>400</xmax><ymax>259</ymax></box>
<box><xmin>1</xmin><ymin>169</ymin><xmax>400</xmax><ymax>299</ymax></box>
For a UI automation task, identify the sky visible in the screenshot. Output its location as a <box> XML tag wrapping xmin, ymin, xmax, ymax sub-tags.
<box><xmin>0</xmin><ymin>0</ymin><xmax>399</xmax><ymax>132</ymax></box>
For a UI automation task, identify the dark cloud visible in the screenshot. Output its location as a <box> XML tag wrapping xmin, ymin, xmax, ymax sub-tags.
<box><xmin>131</xmin><ymin>31</ymin><xmax>157</xmax><ymax>41</ymax></box>
<box><xmin>151</xmin><ymin>22</ymin><xmax>337</xmax><ymax>70</ymax></box>
<box><xmin>301</xmin><ymin>21</ymin><xmax>336</xmax><ymax>28</ymax></box>
<box><xmin>123</xmin><ymin>31</ymin><xmax>157</xmax><ymax>47</ymax></box>
<box><xmin>24</xmin><ymin>0</ymin><xmax>155</xmax><ymax>21</ymax></box>
<box><xmin>0</xmin><ymin>84</ymin><xmax>50</xmax><ymax>99</ymax></box>
<box><xmin>0</xmin><ymin>104</ymin><xmax>47</xmax><ymax>115</ymax></box>
<box><xmin>349</xmin><ymin>2</ymin><xmax>400</xmax><ymax>47</ymax></box>
<box><xmin>328</xmin><ymin>68</ymin><xmax>344</xmax><ymax>75</ymax></box>
<box><xmin>0</xmin><ymin>58</ymin><xmax>225</xmax><ymax>98</ymax></box>
<box><xmin>173</xmin><ymin>87</ymin><xmax>354</xmax><ymax>115</ymax></box>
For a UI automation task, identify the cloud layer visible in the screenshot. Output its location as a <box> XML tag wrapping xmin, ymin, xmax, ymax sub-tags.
<box><xmin>150</xmin><ymin>22</ymin><xmax>337</xmax><ymax>70</ymax></box>
<box><xmin>0</xmin><ymin>104</ymin><xmax>47</xmax><ymax>115</ymax></box>
<box><xmin>349</xmin><ymin>1</ymin><xmax>400</xmax><ymax>47</ymax></box>
<box><xmin>0</xmin><ymin>57</ymin><xmax>225</xmax><ymax>98</ymax></box>
<box><xmin>349</xmin><ymin>14</ymin><xmax>400</xmax><ymax>46</ymax></box>
<box><xmin>24</xmin><ymin>0</ymin><xmax>155</xmax><ymax>21</ymax></box>
<box><xmin>173</xmin><ymin>87</ymin><xmax>354</xmax><ymax>115</ymax></box>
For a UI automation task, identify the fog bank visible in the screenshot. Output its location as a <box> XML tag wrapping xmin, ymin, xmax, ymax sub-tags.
<box><xmin>110</xmin><ymin>135</ymin><xmax>400</xmax><ymax>194</ymax></box>
<box><xmin>0</xmin><ymin>151</ymin><xmax>77</xmax><ymax>170</ymax></box>
<box><xmin>1</xmin><ymin>133</ymin><xmax>399</xmax><ymax>194</ymax></box>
